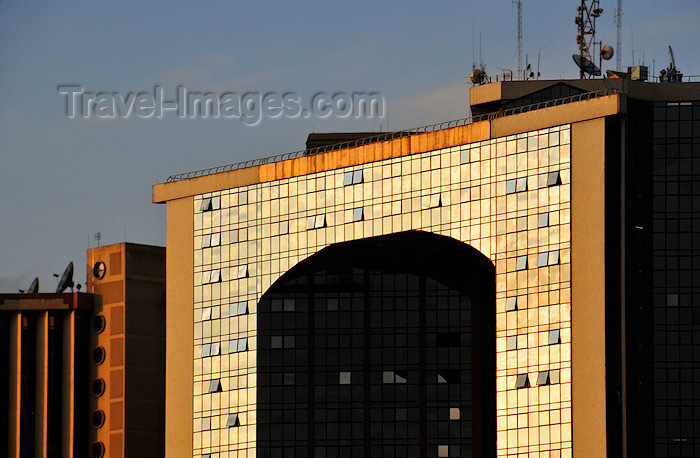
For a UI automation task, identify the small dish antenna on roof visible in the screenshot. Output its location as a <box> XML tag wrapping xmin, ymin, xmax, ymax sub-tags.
<box><xmin>54</xmin><ymin>262</ymin><xmax>75</xmax><ymax>293</ymax></box>
<box><xmin>572</xmin><ymin>54</ymin><xmax>601</xmax><ymax>76</ymax></box>
<box><xmin>19</xmin><ymin>277</ymin><xmax>39</xmax><ymax>294</ymax></box>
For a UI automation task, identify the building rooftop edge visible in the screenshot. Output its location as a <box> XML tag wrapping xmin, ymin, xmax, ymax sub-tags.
<box><xmin>153</xmin><ymin>88</ymin><xmax>622</xmax><ymax>203</ymax></box>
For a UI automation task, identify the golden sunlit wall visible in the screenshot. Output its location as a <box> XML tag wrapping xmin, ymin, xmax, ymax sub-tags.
<box><xmin>192</xmin><ymin>125</ymin><xmax>572</xmax><ymax>458</ymax></box>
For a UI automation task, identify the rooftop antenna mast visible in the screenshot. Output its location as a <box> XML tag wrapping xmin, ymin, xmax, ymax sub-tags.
<box><xmin>615</xmin><ymin>0</ymin><xmax>622</xmax><ymax>71</ymax></box>
<box><xmin>514</xmin><ymin>0</ymin><xmax>523</xmax><ymax>80</ymax></box>
<box><xmin>574</xmin><ymin>0</ymin><xmax>603</xmax><ymax>79</ymax></box>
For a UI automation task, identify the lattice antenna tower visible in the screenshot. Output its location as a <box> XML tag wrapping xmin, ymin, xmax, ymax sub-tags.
<box><xmin>575</xmin><ymin>0</ymin><xmax>603</xmax><ymax>79</ymax></box>
<box><xmin>513</xmin><ymin>0</ymin><xmax>523</xmax><ymax>79</ymax></box>
<box><xmin>615</xmin><ymin>0</ymin><xmax>622</xmax><ymax>71</ymax></box>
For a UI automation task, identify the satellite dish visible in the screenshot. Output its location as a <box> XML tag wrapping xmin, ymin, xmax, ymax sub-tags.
<box><xmin>470</xmin><ymin>68</ymin><xmax>487</xmax><ymax>84</ymax></box>
<box><xmin>600</xmin><ymin>45</ymin><xmax>614</xmax><ymax>61</ymax></box>
<box><xmin>56</xmin><ymin>262</ymin><xmax>75</xmax><ymax>293</ymax></box>
<box><xmin>19</xmin><ymin>277</ymin><xmax>39</xmax><ymax>293</ymax></box>
<box><xmin>572</xmin><ymin>54</ymin><xmax>601</xmax><ymax>76</ymax></box>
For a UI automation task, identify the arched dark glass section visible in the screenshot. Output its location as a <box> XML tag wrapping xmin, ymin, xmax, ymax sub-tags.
<box><xmin>256</xmin><ymin>230</ymin><xmax>495</xmax><ymax>458</ymax></box>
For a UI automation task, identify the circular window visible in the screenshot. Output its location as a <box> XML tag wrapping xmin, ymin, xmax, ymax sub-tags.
<box><xmin>93</xmin><ymin>346</ymin><xmax>106</xmax><ymax>365</ymax></box>
<box><xmin>92</xmin><ymin>378</ymin><xmax>106</xmax><ymax>397</ymax></box>
<box><xmin>93</xmin><ymin>262</ymin><xmax>106</xmax><ymax>279</ymax></box>
<box><xmin>93</xmin><ymin>315</ymin><xmax>106</xmax><ymax>334</ymax></box>
<box><xmin>91</xmin><ymin>441</ymin><xmax>105</xmax><ymax>458</ymax></box>
<box><xmin>92</xmin><ymin>409</ymin><xmax>105</xmax><ymax>428</ymax></box>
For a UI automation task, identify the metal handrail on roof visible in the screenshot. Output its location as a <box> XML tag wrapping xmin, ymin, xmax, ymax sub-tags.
<box><xmin>165</xmin><ymin>88</ymin><xmax>617</xmax><ymax>182</ymax></box>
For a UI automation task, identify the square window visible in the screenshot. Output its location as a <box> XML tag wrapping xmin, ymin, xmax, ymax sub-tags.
<box><xmin>505</xmin><ymin>297</ymin><xmax>517</xmax><ymax>311</ymax></box>
<box><xmin>506</xmin><ymin>336</ymin><xmax>517</xmax><ymax>350</ymax></box>
<box><xmin>515</xmin><ymin>374</ymin><xmax>529</xmax><ymax>389</ymax></box>
<box><xmin>271</xmin><ymin>336</ymin><xmax>283</xmax><ymax>348</ymax></box>
<box><xmin>202</xmin><ymin>344</ymin><xmax>211</xmax><ymax>357</ymax></box>
<box><xmin>429</xmin><ymin>194</ymin><xmax>442</xmax><ymax>208</ymax></box>
<box><xmin>537</xmin><ymin>213</ymin><xmax>549</xmax><ymax>228</ymax></box>
<box><xmin>284</xmin><ymin>373</ymin><xmax>295</xmax><ymax>385</ymax></box>
<box><xmin>550</xmin><ymin>369</ymin><xmax>561</xmax><ymax>384</ymax></box>
<box><xmin>202</xmin><ymin>234</ymin><xmax>212</xmax><ymax>248</ymax></box>
<box><xmin>667</xmin><ymin>293</ymin><xmax>679</xmax><ymax>306</ymax></box>
<box><xmin>202</xmin><ymin>271</ymin><xmax>211</xmax><ymax>284</ymax></box>
<box><xmin>352</xmin><ymin>170</ymin><xmax>363</xmax><ymax>184</ymax></box>
<box><xmin>395</xmin><ymin>372</ymin><xmax>407</xmax><ymax>384</ymax></box>
<box><xmin>201</xmin><ymin>417</ymin><xmax>211</xmax><ymax>431</ymax></box>
<box><xmin>339</xmin><ymin>372</ymin><xmax>351</xmax><ymax>385</ymax></box>
<box><xmin>211</xmin><ymin>233</ymin><xmax>221</xmax><ymax>246</ymax></box>
<box><xmin>315</xmin><ymin>215</ymin><xmax>326</xmax><ymax>229</ymax></box>
<box><xmin>548</xmin><ymin>250</ymin><xmax>560</xmax><ymax>265</ymax></box>
<box><xmin>227</xmin><ymin>413</ymin><xmax>239</xmax><ymax>427</ymax></box>
<box><xmin>449</xmin><ymin>407</ymin><xmax>460</xmax><ymax>420</ymax></box>
<box><xmin>353</xmin><ymin>208</ymin><xmax>364</xmax><ymax>222</ymax></box>
<box><xmin>506</xmin><ymin>179</ymin><xmax>516</xmax><ymax>194</ymax></box>
<box><xmin>438</xmin><ymin>445</ymin><xmax>449</xmax><ymax>457</ymax></box>
<box><xmin>548</xmin><ymin>330</ymin><xmax>561</xmax><ymax>345</ymax></box>
<box><xmin>235</xmin><ymin>301</ymin><xmax>248</xmax><ymax>316</ymax></box>
<box><xmin>537</xmin><ymin>371</ymin><xmax>550</xmax><ymax>386</ymax></box>
<box><xmin>237</xmin><ymin>338</ymin><xmax>248</xmax><ymax>352</ymax></box>
<box><xmin>201</xmin><ymin>308</ymin><xmax>212</xmax><ymax>321</ymax></box>
<box><xmin>200</xmin><ymin>198</ymin><xmax>213</xmax><ymax>212</ymax></box>
<box><xmin>515</xmin><ymin>256</ymin><xmax>528</xmax><ymax>271</ymax></box>
<box><xmin>546</xmin><ymin>171</ymin><xmax>561</xmax><ymax>187</ymax></box>
<box><xmin>210</xmin><ymin>342</ymin><xmax>220</xmax><ymax>356</ymax></box>
<box><xmin>515</xmin><ymin>177</ymin><xmax>528</xmax><ymax>192</ymax></box>
<box><xmin>343</xmin><ymin>171</ymin><xmax>354</xmax><ymax>186</ymax></box>
<box><xmin>306</xmin><ymin>217</ymin><xmax>316</xmax><ymax>230</ymax></box>
<box><xmin>460</xmin><ymin>149</ymin><xmax>470</xmax><ymax>164</ymax></box>
<box><xmin>280</xmin><ymin>221</ymin><xmax>289</xmax><ymax>235</ymax></box>
<box><xmin>383</xmin><ymin>371</ymin><xmax>394</xmax><ymax>384</ymax></box>
<box><xmin>208</xmin><ymin>379</ymin><xmax>221</xmax><ymax>393</ymax></box>
<box><xmin>284</xmin><ymin>336</ymin><xmax>295</xmax><ymax>348</ymax></box>
<box><xmin>395</xmin><ymin>408</ymin><xmax>407</xmax><ymax>421</ymax></box>
<box><xmin>236</xmin><ymin>265</ymin><xmax>248</xmax><ymax>279</ymax></box>
<box><xmin>210</xmin><ymin>269</ymin><xmax>221</xmax><ymax>283</ymax></box>
<box><xmin>537</xmin><ymin>252</ymin><xmax>549</xmax><ymax>267</ymax></box>
<box><xmin>283</xmin><ymin>298</ymin><xmax>295</xmax><ymax>311</ymax></box>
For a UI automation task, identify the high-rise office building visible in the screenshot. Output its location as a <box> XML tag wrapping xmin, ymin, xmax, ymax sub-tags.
<box><xmin>153</xmin><ymin>76</ymin><xmax>700</xmax><ymax>457</ymax></box>
<box><xmin>0</xmin><ymin>242</ymin><xmax>166</xmax><ymax>458</ymax></box>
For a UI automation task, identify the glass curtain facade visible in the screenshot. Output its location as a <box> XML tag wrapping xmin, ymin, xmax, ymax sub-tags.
<box><xmin>193</xmin><ymin>124</ymin><xmax>572</xmax><ymax>457</ymax></box>
<box><xmin>627</xmin><ymin>100</ymin><xmax>700</xmax><ymax>457</ymax></box>
<box><xmin>256</xmin><ymin>232</ymin><xmax>494</xmax><ymax>457</ymax></box>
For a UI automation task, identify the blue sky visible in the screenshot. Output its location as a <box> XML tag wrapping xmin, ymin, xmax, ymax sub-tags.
<box><xmin>1</xmin><ymin>0</ymin><xmax>699</xmax><ymax>291</ymax></box>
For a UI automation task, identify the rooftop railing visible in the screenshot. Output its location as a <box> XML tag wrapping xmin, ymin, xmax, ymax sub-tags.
<box><xmin>165</xmin><ymin>88</ymin><xmax>618</xmax><ymax>183</ymax></box>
